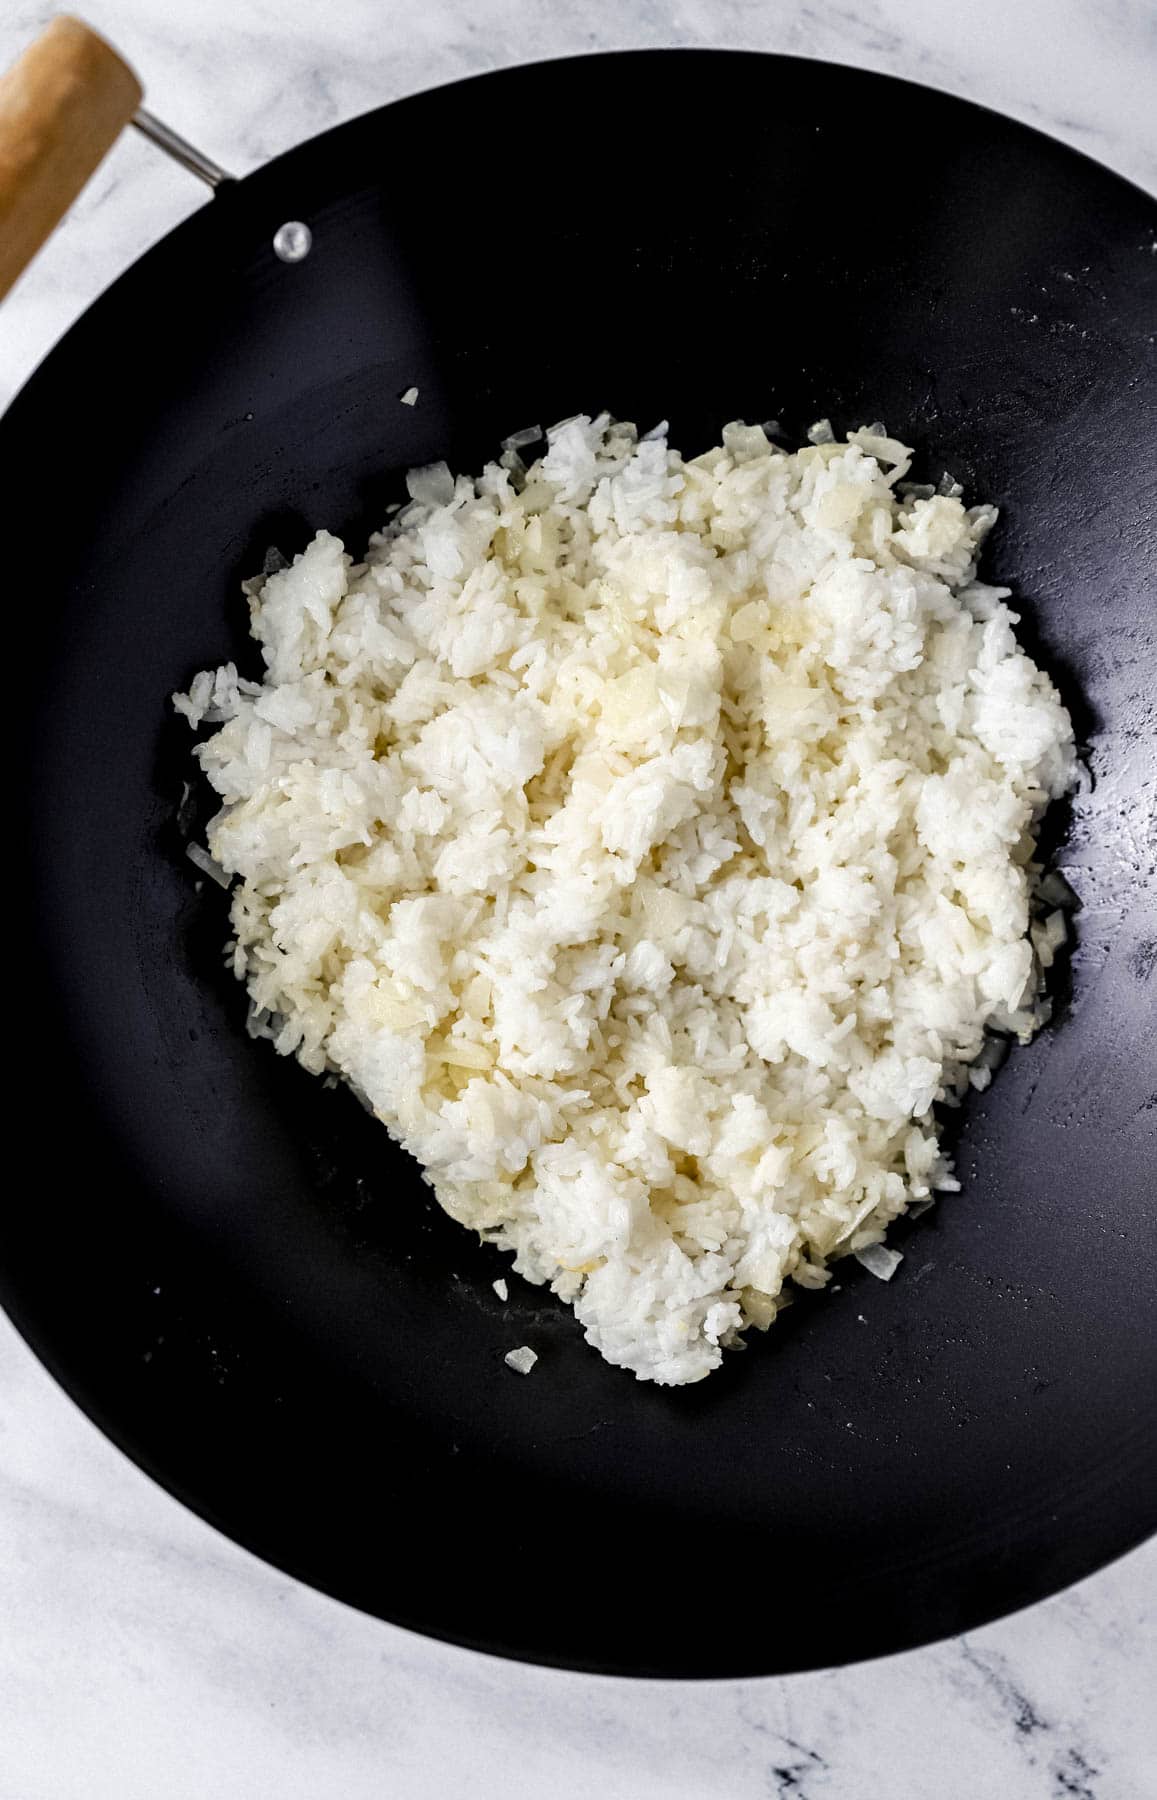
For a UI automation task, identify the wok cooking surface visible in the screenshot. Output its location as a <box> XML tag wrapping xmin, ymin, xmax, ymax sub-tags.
<box><xmin>2</xmin><ymin>51</ymin><xmax>1154</xmax><ymax>1675</ymax></box>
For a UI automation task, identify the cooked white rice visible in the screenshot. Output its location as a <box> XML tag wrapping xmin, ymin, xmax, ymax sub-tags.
<box><xmin>176</xmin><ymin>415</ymin><xmax>1075</xmax><ymax>1384</ymax></box>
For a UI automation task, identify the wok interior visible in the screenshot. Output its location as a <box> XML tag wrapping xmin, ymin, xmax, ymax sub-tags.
<box><xmin>4</xmin><ymin>54</ymin><xmax>1155</xmax><ymax>1674</ymax></box>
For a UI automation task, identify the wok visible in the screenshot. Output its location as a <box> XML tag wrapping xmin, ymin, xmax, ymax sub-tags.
<box><xmin>1</xmin><ymin>25</ymin><xmax>1154</xmax><ymax>1676</ymax></box>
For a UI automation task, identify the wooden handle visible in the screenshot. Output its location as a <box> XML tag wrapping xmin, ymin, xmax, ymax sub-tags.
<box><xmin>0</xmin><ymin>16</ymin><xmax>142</xmax><ymax>301</ymax></box>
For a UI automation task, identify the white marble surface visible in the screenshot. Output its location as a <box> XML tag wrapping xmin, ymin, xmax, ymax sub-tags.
<box><xmin>1</xmin><ymin>2</ymin><xmax>1154</xmax><ymax>1795</ymax></box>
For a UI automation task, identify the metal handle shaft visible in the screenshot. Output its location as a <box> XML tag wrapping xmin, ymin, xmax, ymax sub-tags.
<box><xmin>131</xmin><ymin>106</ymin><xmax>233</xmax><ymax>187</ymax></box>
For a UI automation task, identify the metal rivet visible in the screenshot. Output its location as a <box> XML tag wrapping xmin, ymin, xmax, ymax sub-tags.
<box><xmin>273</xmin><ymin>220</ymin><xmax>312</xmax><ymax>263</ymax></box>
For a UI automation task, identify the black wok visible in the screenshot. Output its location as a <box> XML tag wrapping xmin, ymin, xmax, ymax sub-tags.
<box><xmin>2</xmin><ymin>50</ymin><xmax>1154</xmax><ymax>1677</ymax></box>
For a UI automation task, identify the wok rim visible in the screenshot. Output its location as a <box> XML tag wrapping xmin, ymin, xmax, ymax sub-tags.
<box><xmin>2</xmin><ymin>47</ymin><xmax>1154</xmax><ymax>1678</ymax></box>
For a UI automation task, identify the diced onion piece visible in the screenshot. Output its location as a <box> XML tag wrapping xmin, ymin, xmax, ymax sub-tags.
<box><xmin>187</xmin><ymin>842</ymin><xmax>230</xmax><ymax>888</ymax></box>
<box><xmin>1037</xmin><ymin>870</ymin><xmax>1080</xmax><ymax>910</ymax></box>
<box><xmin>855</xmin><ymin>1244</ymin><xmax>903</xmax><ymax>1281</ymax></box>
<box><xmin>501</xmin><ymin>424</ymin><xmax>543</xmax><ymax>452</ymax></box>
<box><xmin>406</xmin><ymin>461</ymin><xmax>454</xmax><ymax>505</ymax></box>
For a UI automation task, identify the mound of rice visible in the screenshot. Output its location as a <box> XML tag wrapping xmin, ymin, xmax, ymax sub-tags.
<box><xmin>176</xmin><ymin>415</ymin><xmax>1076</xmax><ymax>1384</ymax></box>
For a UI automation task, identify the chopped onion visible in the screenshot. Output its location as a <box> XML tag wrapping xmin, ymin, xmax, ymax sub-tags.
<box><xmin>492</xmin><ymin>1278</ymin><xmax>508</xmax><ymax>1301</ymax></box>
<box><xmin>1071</xmin><ymin>758</ymin><xmax>1094</xmax><ymax>798</ymax></box>
<box><xmin>504</xmin><ymin>1345</ymin><xmax>537</xmax><ymax>1375</ymax></box>
<box><xmin>1031</xmin><ymin>907</ymin><xmax>1069</xmax><ymax>968</ymax></box>
<box><xmin>1037</xmin><ymin>869</ymin><xmax>1080</xmax><ymax>911</ymax></box>
<box><xmin>723</xmin><ymin>421</ymin><xmax>771</xmax><ymax>463</ymax></box>
<box><xmin>406</xmin><ymin>461</ymin><xmax>455</xmax><ymax>506</ymax></box>
<box><xmin>501</xmin><ymin>424</ymin><xmax>543</xmax><ymax>452</ymax></box>
<box><xmin>399</xmin><ymin>386</ymin><xmax>419</xmax><ymax>406</ymax></box>
<box><xmin>186</xmin><ymin>842</ymin><xmax>230</xmax><ymax>888</ymax></box>
<box><xmin>855</xmin><ymin>1244</ymin><xmax>903</xmax><ymax>1281</ymax></box>
<box><xmin>245</xmin><ymin>1004</ymin><xmax>279</xmax><ymax>1041</ymax></box>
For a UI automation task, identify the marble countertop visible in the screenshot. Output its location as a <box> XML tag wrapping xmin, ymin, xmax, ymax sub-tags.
<box><xmin>1</xmin><ymin>2</ymin><xmax>1154</xmax><ymax>1795</ymax></box>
